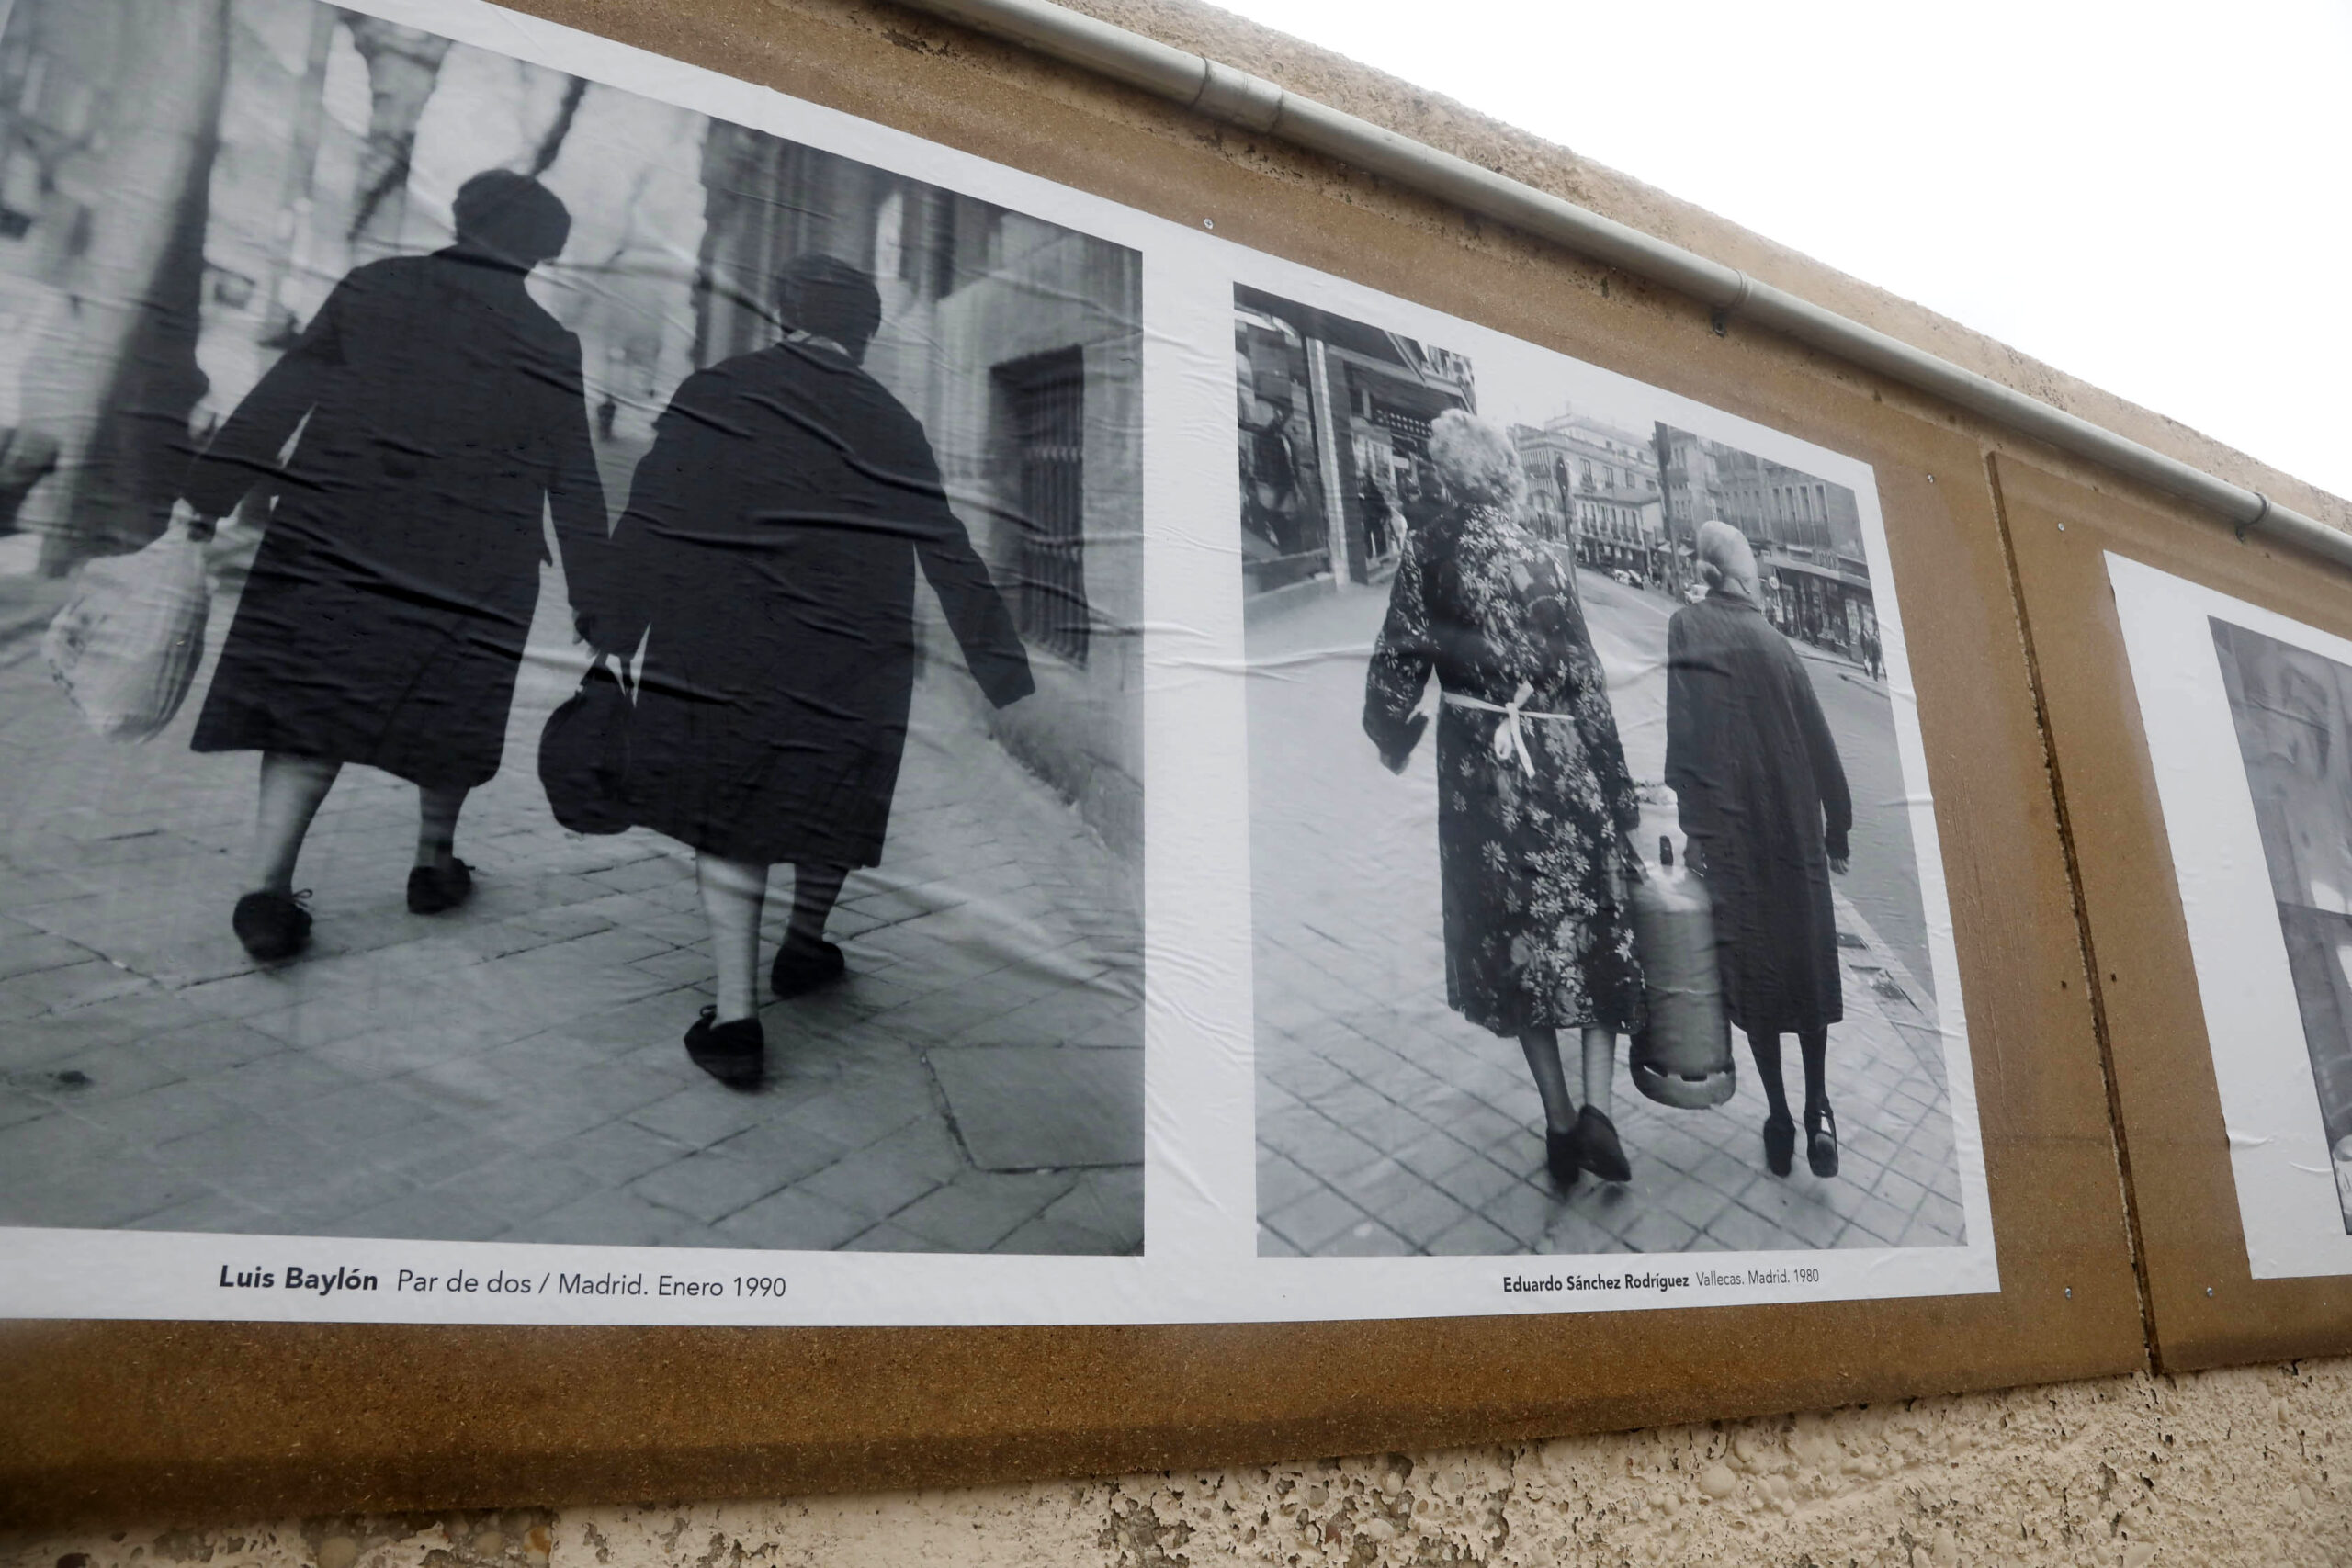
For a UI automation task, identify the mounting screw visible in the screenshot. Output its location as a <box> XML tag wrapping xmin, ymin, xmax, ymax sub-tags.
<box><xmin>1709</xmin><ymin>307</ymin><xmax>1730</xmax><ymax>337</ymax></box>
<box><xmin>1203</xmin><ymin>218</ymin><xmax>1216</xmax><ymax>230</ymax></box>
<box><xmin>2064</xmin><ymin>1286</ymin><xmax>2074</xmax><ymax>1299</ymax></box>
<box><xmin>2207</xmin><ymin>1286</ymin><xmax>2216</xmax><ymax>1296</ymax></box>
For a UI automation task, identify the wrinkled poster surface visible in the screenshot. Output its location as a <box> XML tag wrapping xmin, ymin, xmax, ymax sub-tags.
<box><xmin>0</xmin><ymin>0</ymin><xmax>1993</xmax><ymax>1323</ymax></box>
<box><xmin>2110</xmin><ymin>555</ymin><xmax>2352</xmax><ymax>1280</ymax></box>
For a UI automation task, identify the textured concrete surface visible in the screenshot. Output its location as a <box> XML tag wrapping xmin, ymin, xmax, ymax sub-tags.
<box><xmin>6</xmin><ymin>1358</ymin><xmax>2347</xmax><ymax>1565</ymax></box>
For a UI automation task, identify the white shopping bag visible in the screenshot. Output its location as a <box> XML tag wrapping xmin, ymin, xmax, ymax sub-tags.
<box><xmin>43</xmin><ymin>506</ymin><xmax>211</xmax><ymax>742</ymax></box>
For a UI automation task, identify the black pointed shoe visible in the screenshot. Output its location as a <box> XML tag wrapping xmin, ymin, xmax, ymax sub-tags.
<box><xmin>1806</xmin><ymin>1101</ymin><xmax>1840</xmax><ymax>1179</ymax></box>
<box><xmin>1545</xmin><ymin>1122</ymin><xmax>1582</xmax><ymax>1189</ymax></box>
<box><xmin>769</xmin><ymin>936</ymin><xmax>847</xmax><ymax>998</ymax></box>
<box><xmin>684</xmin><ymin>1005</ymin><xmax>764</xmax><ymax>1089</ymax></box>
<box><xmin>1577</xmin><ymin>1105</ymin><xmax>1633</xmax><ymax>1182</ymax></box>
<box><xmin>1763</xmin><ymin>1113</ymin><xmax>1797</xmax><ymax>1178</ymax></box>
<box><xmin>232</xmin><ymin>889</ymin><xmax>312</xmax><ymax>963</ymax></box>
<box><xmin>407</xmin><ymin>858</ymin><xmax>474</xmax><ymax>915</ymax></box>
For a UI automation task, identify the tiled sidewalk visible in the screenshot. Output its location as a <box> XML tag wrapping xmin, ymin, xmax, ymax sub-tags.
<box><xmin>1255</xmin><ymin>885</ymin><xmax>1964</xmax><ymax>1257</ymax></box>
<box><xmin>0</xmin><ymin>578</ymin><xmax>1142</xmax><ymax>1254</ymax></box>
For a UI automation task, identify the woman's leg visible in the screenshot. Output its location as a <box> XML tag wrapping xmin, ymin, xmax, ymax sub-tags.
<box><xmin>1747</xmin><ymin>1027</ymin><xmax>1799</xmax><ymax>1176</ymax></box>
<box><xmin>1578</xmin><ymin>1026</ymin><xmax>1615</xmax><ymax>1120</ymax></box>
<box><xmin>1746</xmin><ymin>1028</ymin><xmax>1792</xmax><ymax>1123</ymax></box>
<box><xmin>696</xmin><ymin>852</ymin><xmax>769</xmax><ymax>1024</ymax></box>
<box><xmin>1798</xmin><ymin>1027</ymin><xmax>1830</xmax><ymax>1119</ymax></box>
<box><xmin>786</xmin><ymin>862</ymin><xmax>851</xmax><ymax>948</ymax></box>
<box><xmin>415</xmin><ymin>785</ymin><xmax>468</xmax><ymax>873</ymax></box>
<box><xmin>1517</xmin><ymin>1027</ymin><xmax>1577</xmax><ymax>1134</ymax></box>
<box><xmin>250</xmin><ymin>753</ymin><xmax>340</xmax><ymax>894</ymax></box>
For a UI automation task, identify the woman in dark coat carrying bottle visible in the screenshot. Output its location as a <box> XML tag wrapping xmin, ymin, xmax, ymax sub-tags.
<box><xmin>598</xmin><ymin>254</ymin><xmax>1034</xmax><ymax>1088</ymax></box>
<box><xmin>1665</xmin><ymin>521</ymin><xmax>1854</xmax><ymax>1178</ymax></box>
<box><xmin>1363</xmin><ymin>411</ymin><xmax>1646</xmax><ymax>1189</ymax></box>
<box><xmin>179</xmin><ymin>171</ymin><xmax>607</xmax><ymax>962</ymax></box>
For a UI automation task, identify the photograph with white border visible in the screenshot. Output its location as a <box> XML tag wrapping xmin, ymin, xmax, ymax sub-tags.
<box><xmin>2109</xmin><ymin>552</ymin><xmax>2352</xmax><ymax>1280</ymax></box>
<box><xmin>1234</xmin><ymin>265</ymin><xmax>1995</xmax><ymax>1298</ymax></box>
<box><xmin>0</xmin><ymin>0</ymin><xmax>1155</xmax><ymax>1318</ymax></box>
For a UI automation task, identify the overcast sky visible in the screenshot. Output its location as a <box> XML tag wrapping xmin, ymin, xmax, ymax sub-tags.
<box><xmin>1210</xmin><ymin>0</ymin><xmax>2352</xmax><ymax>502</ymax></box>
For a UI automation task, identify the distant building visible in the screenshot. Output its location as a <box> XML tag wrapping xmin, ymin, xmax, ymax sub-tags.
<box><xmin>1657</xmin><ymin>423</ymin><xmax>1876</xmax><ymax>654</ymax></box>
<box><xmin>1513</xmin><ymin>411</ymin><xmax>1661</xmax><ymax>572</ymax></box>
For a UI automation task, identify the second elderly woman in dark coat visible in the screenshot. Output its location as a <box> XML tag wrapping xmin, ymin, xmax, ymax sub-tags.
<box><xmin>179</xmin><ymin>171</ymin><xmax>607</xmax><ymax>964</ymax></box>
<box><xmin>1363</xmin><ymin>410</ymin><xmax>1646</xmax><ymax>1189</ymax></box>
<box><xmin>599</xmin><ymin>254</ymin><xmax>1034</xmax><ymax>1088</ymax></box>
<box><xmin>1666</xmin><ymin>520</ymin><xmax>1854</xmax><ymax>1179</ymax></box>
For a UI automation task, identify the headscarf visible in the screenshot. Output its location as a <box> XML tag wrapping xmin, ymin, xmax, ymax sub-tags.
<box><xmin>1695</xmin><ymin>519</ymin><xmax>1759</xmax><ymax>602</ymax></box>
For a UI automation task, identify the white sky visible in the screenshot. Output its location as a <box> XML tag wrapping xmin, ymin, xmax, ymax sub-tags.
<box><xmin>1209</xmin><ymin>0</ymin><xmax>2352</xmax><ymax>502</ymax></box>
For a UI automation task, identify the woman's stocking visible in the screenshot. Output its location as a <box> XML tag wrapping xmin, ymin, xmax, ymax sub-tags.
<box><xmin>1579</xmin><ymin>1025</ymin><xmax>1616</xmax><ymax>1120</ymax></box>
<box><xmin>251</xmin><ymin>753</ymin><xmax>340</xmax><ymax>895</ymax></box>
<box><xmin>414</xmin><ymin>785</ymin><xmax>468</xmax><ymax>872</ymax></box>
<box><xmin>1746</xmin><ymin>1028</ymin><xmax>1793</xmax><ymax>1123</ymax></box>
<box><xmin>1518</xmin><ymin>1027</ymin><xmax>1578</xmax><ymax>1134</ymax></box>
<box><xmin>696</xmin><ymin>852</ymin><xmax>769</xmax><ymax>1023</ymax></box>
<box><xmin>1798</xmin><ymin>1027</ymin><xmax>1830</xmax><ymax>1119</ymax></box>
<box><xmin>786</xmin><ymin>861</ymin><xmax>851</xmax><ymax>949</ymax></box>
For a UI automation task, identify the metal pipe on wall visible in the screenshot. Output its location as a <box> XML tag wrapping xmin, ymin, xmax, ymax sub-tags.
<box><xmin>907</xmin><ymin>0</ymin><xmax>2352</xmax><ymax>571</ymax></box>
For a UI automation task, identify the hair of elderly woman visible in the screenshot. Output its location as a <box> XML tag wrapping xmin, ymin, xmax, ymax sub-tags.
<box><xmin>1695</xmin><ymin>518</ymin><xmax>1759</xmax><ymax>593</ymax></box>
<box><xmin>775</xmin><ymin>253</ymin><xmax>884</xmax><ymax>354</ymax></box>
<box><xmin>451</xmin><ymin>170</ymin><xmax>571</xmax><ymax>266</ymax></box>
<box><xmin>1427</xmin><ymin>409</ymin><xmax>1527</xmax><ymax>509</ymax></box>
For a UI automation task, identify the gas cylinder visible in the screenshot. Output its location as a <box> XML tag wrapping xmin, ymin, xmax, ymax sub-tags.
<box><xmin>1628</xmin><ymin>835</ymin><xmax>1736</xmax><ymax>1109</ymax></box>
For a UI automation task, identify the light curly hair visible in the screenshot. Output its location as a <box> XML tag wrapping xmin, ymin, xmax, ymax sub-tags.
<box><xmin>1427</xmin><ymin>409</ymin><xmax>1525</xmax><ymax>510</ymax></box>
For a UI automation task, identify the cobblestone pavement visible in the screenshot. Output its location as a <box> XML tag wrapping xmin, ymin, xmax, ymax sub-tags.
<box><xmin>0</xmin><ymin>567</ymin><xmax>1141</xmax><ymax>1254</ymax></box>
<box><xmin>1248</xmin><ymin>575</ymin><xmax>1966</xmax><ymax>1258</ymax></box>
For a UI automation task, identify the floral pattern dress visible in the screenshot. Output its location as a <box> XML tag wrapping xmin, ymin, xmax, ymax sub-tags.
<box><xmin>1363</xmin><ymin>502</ymin><xmax>1645</xmax><ymax>1037</ymax></box>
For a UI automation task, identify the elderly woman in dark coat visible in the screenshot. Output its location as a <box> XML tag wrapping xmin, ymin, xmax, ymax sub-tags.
<box><xmin>178</xmin><ymin>170</ymin><xmax>607</xmax><ymax>963</ymax></box>
<box><xmin>1363</xmin><ymin>410</ymin><xmax>1646</xmax><ymax>1188</ymax></box>
<box><xmin>1665</xmin><ymin>521</ymin><xmax>1853</xmax><ymax>1179</ymax></box>
<box><xmin>597</xmin><ymin>254</ymin><xmax>1034</xmax><ymax>1088</ymax></box>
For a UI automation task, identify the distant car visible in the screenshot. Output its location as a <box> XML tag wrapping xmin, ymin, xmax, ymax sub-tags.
<box><xmin>1611</xmin><ymin>569</ymin><xmax>1636</xmax><ymax>587</ymax></box>
<box><xmin>1682</xmin><ymin>582</ymin><xmax>1707</xmax><ymax>604</ymax></box>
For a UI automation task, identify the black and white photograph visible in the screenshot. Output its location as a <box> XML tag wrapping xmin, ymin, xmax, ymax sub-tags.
<box><xmin>2109</xmin><ymin>555</ymin><xmax>2352</xmax><ymax>1280</ymax></box>
<box><xmin>1239</xmin><ymin>285</ymin><xmax>1973</xmax><ymax>1259</ymax></box>
<box><xmin>2210</xmin><ymin>619</ymin><xmax>2352</xmax><ymax>1235</ymax></box>
<box><xmin>0</xmin><ymin>0</ymin><xmax>1144</xmax><ymax>1258</ymax></box>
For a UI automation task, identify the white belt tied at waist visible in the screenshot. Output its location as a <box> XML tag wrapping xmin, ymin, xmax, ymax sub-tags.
<box><xmin>1442</xmin><ymin>681</ymin><xmax>1577</xmax><ymax>775</ymax></box>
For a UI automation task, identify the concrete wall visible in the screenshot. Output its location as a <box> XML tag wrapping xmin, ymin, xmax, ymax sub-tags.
<box><xmin>8</xmin><ymin>1357</ymin><xmax>2348</xmax><ymax>1564</ymax></box>
<box><xmin>6</xmin><ymin>0</ymin><xmax>2349</xmax><ymax>1553</ymax></box>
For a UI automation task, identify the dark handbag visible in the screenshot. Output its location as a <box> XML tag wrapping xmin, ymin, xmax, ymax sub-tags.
<box><xmin>538</xmin><ymin>654</ymin><xmax>634</xmax><ymax>835</ymax></box>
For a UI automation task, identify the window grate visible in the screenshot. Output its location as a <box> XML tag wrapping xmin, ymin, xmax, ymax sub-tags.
<box><xmin>999</xmin><ymin>349</ymin><xmax>1089</xmax><ymax>665</ymax></box>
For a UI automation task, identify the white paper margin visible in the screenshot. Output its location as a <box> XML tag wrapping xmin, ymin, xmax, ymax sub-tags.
<box><xmin>2106</xmin><ymin>552</ymin><xmax>2352</xmax><ymax>1278</ymax></box>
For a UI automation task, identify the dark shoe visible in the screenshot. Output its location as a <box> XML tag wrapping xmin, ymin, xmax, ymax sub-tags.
<box><xmin>406</xmin><ymin>858</ymin><xmax>473</xmax><ymax>915</ymax></box>
<box><xmin>1545</xmin><ymin>1123</ymin><xmax>1582</xmax><ymax>1189</ymax></box>
<box><xmin>684</xmin><ymin>1005</ymin><xmax>764</xmax><ymax>1089</ymax></box>
<box><xmin>232</xmin><ymin>889</ymin><xmax>312</xmax><ymax>963</ymax></box>
<box><xmin>1577</xmin><ymin>1104</ymin><xmax>1632</xmax><ymax>1182</ymax></box>
<box><xmin>769</xmin><ymin>936</ymin><xmax>847</xmax><ymax>998</ymax></box>
<box><xmin>1763</xmin><ymin>1113</ymin><xmax>1796</xmax><ymax>1178</ymax></box>
<box><xmin>1806</xmin><ymin>1101</ymin><xmax>1840</xmax><ymax>1179</ymax></box>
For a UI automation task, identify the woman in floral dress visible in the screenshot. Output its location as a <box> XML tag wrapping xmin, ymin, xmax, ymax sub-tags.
<box><xmin>1363</xmin><ymin>411</ymin><xmax>1646</xmax><ymax>1187</ymax></box>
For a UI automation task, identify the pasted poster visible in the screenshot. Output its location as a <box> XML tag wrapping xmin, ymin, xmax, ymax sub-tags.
<box><xmin>1229</xmin><ymin>267</ymin><xmax>1994</xmax><ymax>1311</ymax></box>
<box><xmin>0</xmin><ymin>0</ymin><xmax>1995</xmax><ymax>1325</ymax></box>
<box><xmin>2110</xmin><ymin>554</ymin><xmax>2352</xmax><ymax>1279</ymax></box>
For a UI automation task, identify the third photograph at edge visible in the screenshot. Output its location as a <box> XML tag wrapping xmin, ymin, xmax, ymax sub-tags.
<box><xmin>1236</xmin><ymin>283</ymin><xmax>1971</xmax><ymax>1260</ymax></box>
